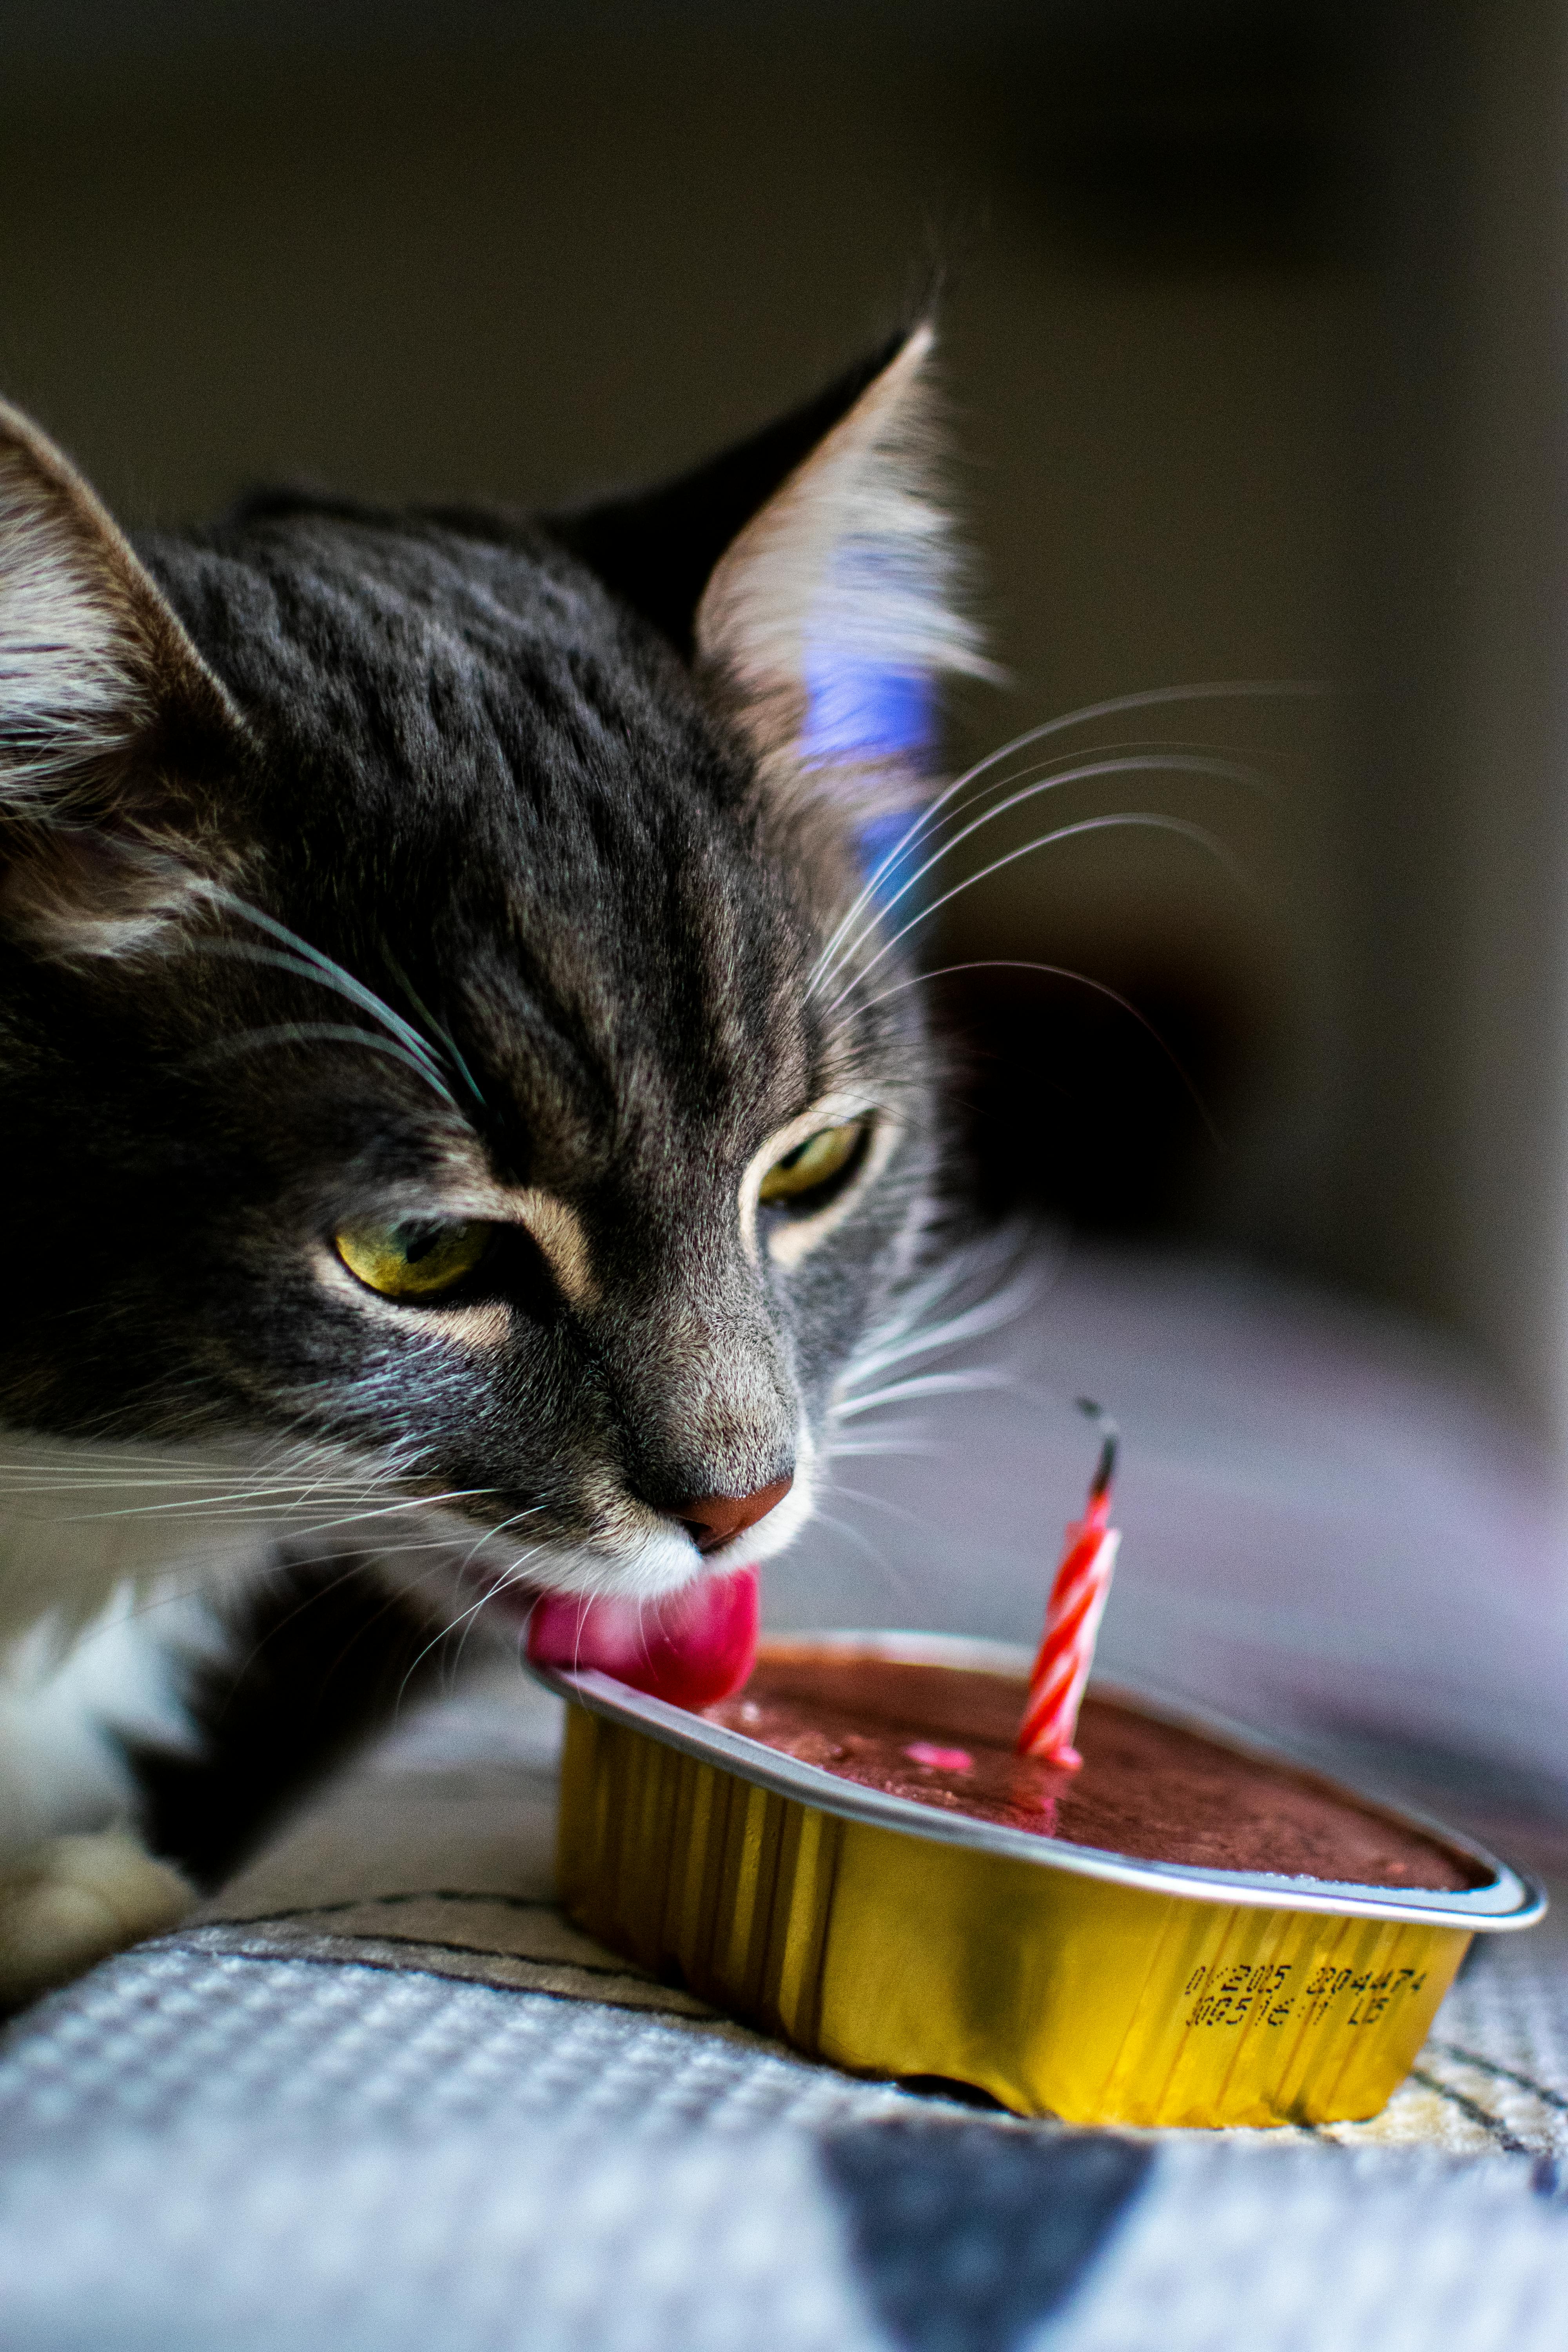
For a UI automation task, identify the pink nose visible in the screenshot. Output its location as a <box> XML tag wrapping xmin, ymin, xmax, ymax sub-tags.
<box><xmin>675</xmin><ymin>1477</ymin><xmax>793</xmax><ymax>1555</ymax></box>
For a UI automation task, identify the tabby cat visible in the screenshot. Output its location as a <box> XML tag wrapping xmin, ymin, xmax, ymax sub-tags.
<box><xmin>0</xmin><ymin>324</ymin><xmax>991</xmax><ymax>2003</ymax></box>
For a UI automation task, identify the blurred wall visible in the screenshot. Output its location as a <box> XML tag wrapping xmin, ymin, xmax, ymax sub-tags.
<box><xmin>4</xmin><ymin>4</ymin><xmax>1564</xmax><ymax>1436</ymax></box>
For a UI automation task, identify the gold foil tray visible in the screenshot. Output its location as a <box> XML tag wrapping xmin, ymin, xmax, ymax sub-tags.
<box><xmin>535</xmin><ymin>1634</ymin><xmax>1544</xmax><ymax>2128</ymax></box>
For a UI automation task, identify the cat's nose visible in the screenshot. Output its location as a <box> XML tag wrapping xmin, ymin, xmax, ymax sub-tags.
<box><xmin>673</xmin><ymin>1476</ymin><xmax>793</xmax><ymax>1555</ymax></box>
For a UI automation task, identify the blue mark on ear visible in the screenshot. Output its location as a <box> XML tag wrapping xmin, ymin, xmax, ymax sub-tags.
<box><xmin>803</xmin><ymin>655</ymin><xmax>936</xmax><ymax>769</ymax></box>
<box><xmin>804</xmin><ymin>652</ymin><xmax>936</xmax><ymax>918</ymax></box>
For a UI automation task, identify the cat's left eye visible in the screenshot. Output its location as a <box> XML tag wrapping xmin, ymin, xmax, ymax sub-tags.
<box><xmin>757</xmin><ymin>1120</ymin><xmax>869</xmax><ymax>1208</ymax></box>
<box><xmin>333</xmin><ymin>1215</ymin><xmax>492</xmax><ymax>1302</ymax></box>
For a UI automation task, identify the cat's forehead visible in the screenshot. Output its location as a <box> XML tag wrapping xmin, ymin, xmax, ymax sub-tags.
<box><xmin>147</xmin><ymin>508</ymin><xmax>774</xmax><ymax>909</ymax></box>
<box><xmin>147</xmin><ymin>510</ymin><xmax>856</xmax><ymax>1178</ymax></box>
<box><xmin>149</xmin><ymin>508</ymin><xmax>699</xmax><ymax>768</ymax></box>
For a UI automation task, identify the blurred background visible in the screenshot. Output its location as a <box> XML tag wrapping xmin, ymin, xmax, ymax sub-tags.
<box><xmin>4</xmin><ymin>0</ymin><xmax>1565</xmax><ymax>1452</ymax></box>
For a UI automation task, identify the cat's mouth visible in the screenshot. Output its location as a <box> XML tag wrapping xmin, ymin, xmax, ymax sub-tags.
<box><xmin>423</xmin><ymin>1542</ymin><xmax>760</xmax><ymax>1707</ymax></box>
<box><xmin>413</xmin><ymin>1442</ymin><xmax>816</xmax><ymax>1650</ymax></box>
<box><xmin>361</xmin><ymin>1426</ymin><xmax>817</xmax><ymax>1665</ymax></box>
<box><xmin>522</xmin><ymin>1564</ymin><xmax>760</xmax><ymax>1706</ymax></box>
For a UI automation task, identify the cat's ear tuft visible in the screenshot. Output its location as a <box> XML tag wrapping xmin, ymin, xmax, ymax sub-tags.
<box><xmin>693</xmin><ymin>324</ymin><xmax>994</xmax><ymax>788</ymax></box>
<box><xmin>0</xmin><ymin>400</ymin><xmax>243</xmax><ymax>957</ymax></box>
<box><xmin>554</xmin><ymin>325</ymin><xmax>995</xmax><ymax>804</ymax></box>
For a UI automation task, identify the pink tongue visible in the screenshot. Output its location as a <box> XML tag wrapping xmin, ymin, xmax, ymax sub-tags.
<box><xmin>525</xmin><ymin>1565</ymin><xmax>759</xmax><ymax>1708</ymax></box>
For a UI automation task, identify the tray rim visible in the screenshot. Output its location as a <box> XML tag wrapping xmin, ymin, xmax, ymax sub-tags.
<box><xmin>532</xmin><ymin>1628</ymin><xmax>1547</xmax><ymax>1929</ymax></box>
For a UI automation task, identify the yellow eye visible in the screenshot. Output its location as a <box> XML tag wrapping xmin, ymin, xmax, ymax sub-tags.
<box><xmin>757</xmin><ymin>1120</ymin><xmax>869</xmax><ymax>1206</ymax></box>
<box><xmin>333</xmin><ymin>1216</ymin><xmax>492</xmax><ymax>1301</ymax></box>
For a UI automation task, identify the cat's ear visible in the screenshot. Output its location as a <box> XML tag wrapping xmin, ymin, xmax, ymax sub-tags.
<box><xmin>555</xmin><ymin>324</ymin><xmax>993</xmax><ymax>798</ymax></box>
<box><xmin>0</xmin><ymin>399</ymin><xmax>243</xmax><ymax>956</ymax></box>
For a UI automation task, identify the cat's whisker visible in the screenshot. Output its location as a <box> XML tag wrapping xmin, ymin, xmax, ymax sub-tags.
<box><xmin>185</xmin><ymin>1021</ymin><xmax>452</xmax><ymax>1096</ymax></box>
<box><xmin>381</xmin><ymin>943</ymin><xmax>487</xmax><ymax>1112</ymax></box>
<box><xmin>0</xmin><ymin>1450</ymin><xmax>361</xmax><ymax>1480</ymax></box>
<box><xmin>0</xmin><ymin>1485</ymin><xmax>391</xmax><ymax>1514</ymax></box>
<box><xmin>817</xmin><ymin>739</ymin><xmax>1272</xmax><ymax>1002</ymax></box>
<box><xmin>822</xmin><ymin>1438</ymin><xmax>945</xmax><ymax>1460</ymax></box>
<box><xmin>816</xmin><ymin>1480</ymin><xmax>927</xmax><ymax>1524</ymax></box>
<box><xmin>232</xmin><ymin>1535</ymin><xmax>519</xmax><ymax>1708</ymax></box>
<box><xmin>291</xmin><ymin>1532</ymin><xmax>479</xmax><ymax>1562</ymax></box>
<box><xmin>446</xmin><ymin>1508</ymin><xmax>547</xmax><ymax>1623</ymax></box>
<box><xmin>278</xmin><ymin>1447</ymin><xmax>410</xmax><ymax>1519</ymax></box>
<box><xmin>848</xmin><ymin>957</ymin><xmax>1225</xmax><ymax>1144</ymax></box>
<box><xmin>834</xmin><ymin>1369</ymin><xmax>1013</xmax><ymax>1420</ymax></box>
<box><xmin>249</xmin><ymin>1488</ymin><xmax>502</xmax><ymax>1541</ymax></box>
<box><xmin>454</xmin><ymin>1504</ymin><xmax>547</xmax><ymax>1575</ymax></box>
<box><xmin>803</xmin><ymin>1503</ymin><xmax>889</xmax><ymax>1574</ymax></box>
<box><xmin>386</xmin><ymin>1504</ymin><xmax>550</xmax><ymax>1684</ymax></box>
<box><xmin>824</xmin><ymin>1409</ymin><xmax>933</xmax><ymax>1443</ymax></box>
<box><xmin>402</xmin><ymin>1537</ymin><xmax>548</xmax><ymax>1700</ymax></box>
<box><xmin>855</xmin><ymin>1222</ymin><xmax>1034</xmax><ymax>1343</ymax></box>
<box><xmin>220</xmin><ymin>1550</ymin><xmax>421</xmax><ymax>1687</ymax></box>
<box><xmin>185</xmin><ymin>883</ymin><xmax>462</xmax><ymax>1102</ymax></box>
<box><xmin>805</xmin><ymin>677</ymin><xmax>1321</xmax><ymax>995</ymax></box>
<box><xmin>257</xmin><ymin>1518</ymin><xmax>488</xmax><ymax>1555</ymax></box>
<box><xmin>822</xmin><ymin>810</ymin><xmax>1250</xmax><ymax>1023</ymax></box>
<box><xmin>838</xmin><ymin>1266</ymin><xmax>1039</xmax><ymax>1388</ymax></box>
<box><xmin>817</xmin><ymin>755</ymin><xmax>1261</xmax><ymax>1003</ymax></box>
<box><xmin>449</xmin><ymin>1518</ymin><xmax>546</xmax><ymax>1672</ymax></box>
<box><xmin>0</xmin><ymin>1467</ymin><xmax>401</xmax><ymax>1495</ymax></box>
<box><xmin>0</xmin><ymin>1483</ymin><xmax>497</xmax><ymax>1529</ymax></box>
<box><xmin>185</xmin><ymin>940</ymin><xmax>457</xmax><ymax>1099</ymax></box>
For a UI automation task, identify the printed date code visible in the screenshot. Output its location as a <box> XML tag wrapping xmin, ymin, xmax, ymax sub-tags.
<box><xmin>1181</xmin><ymin>1960</ymin><xmax>1429</xmax><ymax>2032</ymax></box>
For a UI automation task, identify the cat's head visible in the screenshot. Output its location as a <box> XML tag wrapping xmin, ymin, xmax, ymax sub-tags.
<box><xmin>0</xmin><ymin>326</ymin><xmax>989</xmax><ymax>1621</ymax></box>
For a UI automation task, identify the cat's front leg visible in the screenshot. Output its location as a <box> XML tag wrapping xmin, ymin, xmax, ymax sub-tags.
<box><xmin>0</xmin><ymin>1591</ymin><xmax>211</xmax><ymax>2009</ymax></box>
<box><xmin>0</xmin><ymin>1831</ymin><xmax>189</xmax><ymax>2009</ymax></box>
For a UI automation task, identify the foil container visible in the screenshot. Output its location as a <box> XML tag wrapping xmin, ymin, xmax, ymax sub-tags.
<box><xmin>534</xmin><ymin>1633</ymin><xmax>1545</xmax><ymax>2128</ymax></box>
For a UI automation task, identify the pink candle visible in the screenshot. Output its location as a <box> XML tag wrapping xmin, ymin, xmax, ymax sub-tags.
<box><xmin>1016</xmin><ymin>1405</ymin><xmax>1120</xmax><ymax>1770</ymax></box>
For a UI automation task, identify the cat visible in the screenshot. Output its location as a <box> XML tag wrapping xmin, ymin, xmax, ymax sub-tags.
<box><xmin>0</xmin><ymin>321</ymin><xmax>992</xmax><ymax>2004</ymax></box>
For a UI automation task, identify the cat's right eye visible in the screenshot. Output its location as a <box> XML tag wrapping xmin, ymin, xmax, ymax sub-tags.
<box><xmin>757</xmin><ymin>1119</ymin><xmax>870</xmax><ymax>1209</ymax></box>
<box><xmin>333</xmin><ymin>1215</ymin><xmax>492</xmax><ymax>1302</ymax></box>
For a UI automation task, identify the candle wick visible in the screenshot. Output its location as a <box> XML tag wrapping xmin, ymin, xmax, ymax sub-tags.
<box><xmin>1074</xmin><ymin>1397</ymin><xmax>1119</xmax><ymax>1503</ymax></box>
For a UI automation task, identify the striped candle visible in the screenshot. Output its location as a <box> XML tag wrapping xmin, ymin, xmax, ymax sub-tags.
<box><xmin>1016</xmin><ymin>1408</ymin><xmax>1120</xmax><ymax>1770</ymax></box>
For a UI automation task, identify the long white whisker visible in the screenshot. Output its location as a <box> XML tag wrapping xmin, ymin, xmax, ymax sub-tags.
<box><xmin>381</xmin><ymin>944</ymin><xmax>487</xmax><ymax>1112</ymax></box>
<box><xmin>817</xmin><ymin>1481</ymin><xmax>928</xmax><ymax>1524</ymax></box>
<box><xmin>806</xmin><ymin>679</ymin><xmax>1318</xmax><ymax>991</ymax></box>
<box><xmin>852</xmin><ymin>1230</ymin><xmax>1031</xmax><ymax>1360</ymax></box>
<box><xmin>806</xmin><ymin>1505</ymin><xmax>890</xmax><ymax>1574</ymax></box>
<box><xmin>187</xmin><ymin>944</ymin><xmax>456</xmax><ymax>1107</ymax></box>
<box><xmin>851</xmin><ymin>958</ymin><xmax>1225</xmax><ymax>1144</ymax></box>
<box><xmin>450</xmin><ymin>1514</ymin><xmax>545</xmax><ymax>1671</ymax></box>
<box><xmin>835</xmin><ymin>1369</ymin><xmax>1013</xmax><ymax>1419</ymax></box>
<box><xmin>820</xmin><ymin>744</ymin><xmax>1269</xmax><ymax>996</ymax></box>
<box><xmin>187</xmin><ymin>1022</ymin><xmax>452</xmax><ymax>1095</ymax></box>
<box><xmin>399</xmin><ymin>1540</ymin><xmax>548</xmax><ymax>1702</ymax></box>
<box><xmin>817</xmin><ymin>755</ymin><xmax>1258</xmax><ymax>1002</ymax></box>
<box><xmin>255</xmin><ymin>1486</ymin><xmax>498</xmax><ymax>1537</ymax></box>
<box><xmin>182</xmin><ymin>884</ymin><xmax>459</xmax><ymax>1106</ymax></box>
<box><xmin>5</xmin><ymin>1483</ymin><xmax>496</xmax><ymax>1527</ymax></box>
<box><xmin>823</xmin><ymin>811</ymin><xmax>1248</xmax><ymax>1020</ymax></box>
<box><xmin>839</xmin><ymin>1269</ymin><xmax>1040</xmax><ymax>1388</ymax></box>
<box><xmin>822</xmin><ymin>1438</ymin><xmax>946</xmax><ymax>1460</ymax></box>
